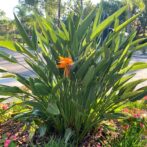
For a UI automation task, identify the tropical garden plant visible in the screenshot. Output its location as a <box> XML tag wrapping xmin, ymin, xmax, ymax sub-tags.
<box><xmin>0</xmin><ymin>3</ymin><xmax>147</xmax><ymax>145</ymax></box>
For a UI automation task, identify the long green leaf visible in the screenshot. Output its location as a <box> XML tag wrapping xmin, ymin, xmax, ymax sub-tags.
<box><xmin>0</xmin><ymin>85</ymin><xmax>23</xmax><ymax>96</ymax></box>
<box><xmin>0</xmin><ymin>73</ymin><xmax>15</xmax><ymax>78</ymax></box>
<box><xmin>14</xmin><ymin>14</ymin><xmax>34</xmax><ymax>50</ymax></box>
<box><xmin>0</xmin><ymin>51</ymin><xmax>18</xmax><ymax>63</ymax></box>
<box><xmin>0</xmin><ymin>41</ymin><xmax>18</xmax><ymax>52</ymax></box>
<box><xmin>77</xmin><ymin>7</ymin><xmax>96</xmax><ymax>40</ymax></box>
<box><xmin>135</xmin><ymin>42</ymin><xmax>147</xmax><ymax>50</ymax></box>
<box><xmin>91</xmin><ymin>6</ymin><xmax>127</xmax><ymax>40</ymax></box>
<box><xmin>47</xmin><ymin>103</ymin><xmax>60</xmax><ymax>115</ymax></box>
<box><xmin>0</xmin><ymin>68</ymin><xmax>7</xmax><ymax>73</ymax></box>
<box><xmin>130</xmin><ymin>87</ymin><xmax>147</xmax><ymax>101</ymax></box>
<box><xmin>114</xmin><ymin>13</ymin><xmax>141</xmax><ymax>32</ymax></box>
<box><xmin>130</xmin><ymin>62</ymin><xmax>147</xmax><ymax>71</ymax></box>
<box><xmin>92</xmin><ymin>4</ymin><xmax>102</xmax><ymax>32</ymax></box>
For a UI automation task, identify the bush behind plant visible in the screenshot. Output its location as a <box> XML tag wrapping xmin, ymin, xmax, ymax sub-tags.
<box><xmin>0</xmin><ymin>4</ymin><xmax>147</xmax><ymax>144</ymax></box>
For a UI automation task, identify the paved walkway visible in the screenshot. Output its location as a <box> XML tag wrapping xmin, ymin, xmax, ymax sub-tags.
<box><xmin>1</xmin><ymin>48</ymin><xmax>147</xmax><ymax>88</ymax></box>
<box><xmin>0</xmin><ymin>48</ymin><xmax>32</xmax><ymax>86</ymax></box>
<box><xmin>130</xmin><ymin>56</ymin><xmax>147</xmax><ymax>89</ymax></box>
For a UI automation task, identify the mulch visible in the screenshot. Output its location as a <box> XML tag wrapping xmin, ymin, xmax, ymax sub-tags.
<box><xmin>0</xmin><ymin>120</ymin><xmax>29</xmax><ymax>146</ymax></box>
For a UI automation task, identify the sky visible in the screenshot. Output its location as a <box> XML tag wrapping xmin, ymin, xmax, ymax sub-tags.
<box><xmin>0</xmin><ymin>0</ymin><xmax>19</xmax><ymax>19</ymax></box>
<box><xmin>0</xmin><ymin>0</ymin><xmax>100</xmax><ymax>19</ymax></box>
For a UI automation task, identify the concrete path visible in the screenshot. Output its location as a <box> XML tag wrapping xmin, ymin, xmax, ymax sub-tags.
<box><xmin>0</xmin><ymin>48</ymin><xmax>32</xmax><ymax>86</ymax></box>
<box><xmin>1</xmin><ymin>48</ymin><xmax>147</xmax><ymax>87</ymax></box>
<box><xmin>130</xmin><ymin>56</ymin><xmax>147</xmax><ymax>89</ymax></box>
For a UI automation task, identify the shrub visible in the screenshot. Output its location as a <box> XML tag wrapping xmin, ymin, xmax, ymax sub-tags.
<box><xmin>0</xmin><ymin>101</ymin><xmax>27</xmax><ymax>123</ymax></box>
<box><xmin>0</xmin><ymin>4</ymin><xmax>147</xmax><ymax>144</ymax></box>
<box><xmin>111</xmin><ymin>118</ymin><xmax>147</xmax><ymax>147</ymax></box>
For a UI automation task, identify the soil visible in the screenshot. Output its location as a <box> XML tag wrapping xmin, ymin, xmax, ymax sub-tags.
<box><xmin>0</xmin><ymin>120</ymin><xmax>29</xmax><ymax>146</ymax></box>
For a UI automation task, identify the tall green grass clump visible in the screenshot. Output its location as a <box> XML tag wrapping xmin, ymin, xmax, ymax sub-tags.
<box><xmin>0</xmin><ymin>4</ymin><xmax>147</xmax><ymax>144</ymax></box>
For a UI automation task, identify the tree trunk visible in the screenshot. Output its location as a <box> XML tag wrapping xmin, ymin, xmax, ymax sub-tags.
<box><xmin>142</xmin><ymin>25</ymin><xmax>146</xmax><ymax>55</ymax></box>
<box><xmin>58</xmin><ymin>0</ymin><xmax>61</xmax><ymax>27</ymax></box>
<box><xmin>80</xmin><ymin>0</ymin><xmax>83</xmax><ymax>10</ymax></box>
<box><xmin>127</xmin><ymin>7</ymin><xmax>131</xmax><ymax>33</ymax></box>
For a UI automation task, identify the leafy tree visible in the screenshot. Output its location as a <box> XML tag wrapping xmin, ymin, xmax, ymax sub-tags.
<box><xmin>14</xmin><ymin>5</ymin><xmax>29</xmax><ymax>23</ymax></box>
<box><xmin>57</xmin><ymin>0</ymin><xmax>61</xmax><ymax>26</ymax></box>
<box><xmin>14</xmin><ymin>4</ymin><xmax>35</xmax><ymax>43</ymax></box>
<box><xmin>82</xmin><ymin>0</ymin><xmax>95</xmax><ymax>17</ymax></box>
<box><xmin>0</xmin><ymin>10</ymin><xmax>11</xmax><ymax>40</ymax></box>
<box><xmin>0</xmin><ymin>10</ymin><xmax>6</xmax><ymax>20</ymax></box>
<box><xmin>123</xmin><ymin>0</ymin><xmax>145</xmax><ymax>32</ymax></box>
<box><xmin>19</xmin><ymin>0</ymin><xmax>61</xmax><ymax>20</ymax></box>
<box><xmin>102</xmin><ymin>0</ymin><xmax>123</xmax><ymax>15</ymax></box>
<box><xmin>139</xmin><ymin>0</ymin><xmax>147</xmax><ymax>37</ymax></box>
<box><xmin>138</xmin><ymin>0</ymin><xmax>147</xmax><ymax>54</ymax></box>
<box><xmin>98</xmin><ymin>0</ymin><xmax>145</xmax><ymax>33</ymax></box>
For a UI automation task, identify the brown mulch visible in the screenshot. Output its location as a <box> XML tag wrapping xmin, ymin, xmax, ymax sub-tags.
<box><xmin>0</xmin><ymin>120</ymin><xmax>29</xmax><ymax>146</ymax></box>
<box><xmin>0</xmin><ymin>120</ymin><xmax>54</xmax><ymax>146</ymax></box>
<box><xmin>81</xmin><ymin>130</ymin><xmax>119</xmax><ymax>147</ymax></box>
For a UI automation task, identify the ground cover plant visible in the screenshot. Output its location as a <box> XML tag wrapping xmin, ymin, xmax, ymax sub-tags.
<box><xmin>0</xmin><ymin>3</ymin><xmax>147</xmax><ymax>146</ymax></box>
<box><xmin>110</xmin><ymin>108</ymin><xmax>147</xmax><ymax>147</ymax></box>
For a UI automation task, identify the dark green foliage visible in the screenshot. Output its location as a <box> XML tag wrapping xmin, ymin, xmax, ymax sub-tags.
<box><xmin>0</xmin><ymin>4</ymin><xmax>147</xmax><ymax>145</ymax></box>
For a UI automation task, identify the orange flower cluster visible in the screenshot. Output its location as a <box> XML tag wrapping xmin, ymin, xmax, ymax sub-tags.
<box><xmin>57</xmin><ymin>56</ymin><xmax>73</xmax><ymax>77</ymax></box>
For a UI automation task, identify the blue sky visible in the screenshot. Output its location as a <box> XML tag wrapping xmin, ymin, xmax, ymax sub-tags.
<box><xmin>0</xmin><ymin>0</ymin><xmax>100</xmax><ymax>19</ymax></box>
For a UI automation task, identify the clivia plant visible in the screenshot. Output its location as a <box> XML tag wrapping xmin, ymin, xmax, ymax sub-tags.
<box><xmin>0</xmin><ymin>3</ymin><xmax>147</xmax><ymax>145</ymax></box>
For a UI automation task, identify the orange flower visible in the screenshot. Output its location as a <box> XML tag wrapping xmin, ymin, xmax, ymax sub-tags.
<box><xmin>57</xmin><ymin>56</ymin><xmax>73</xmax><ymax>77</ymax></box>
